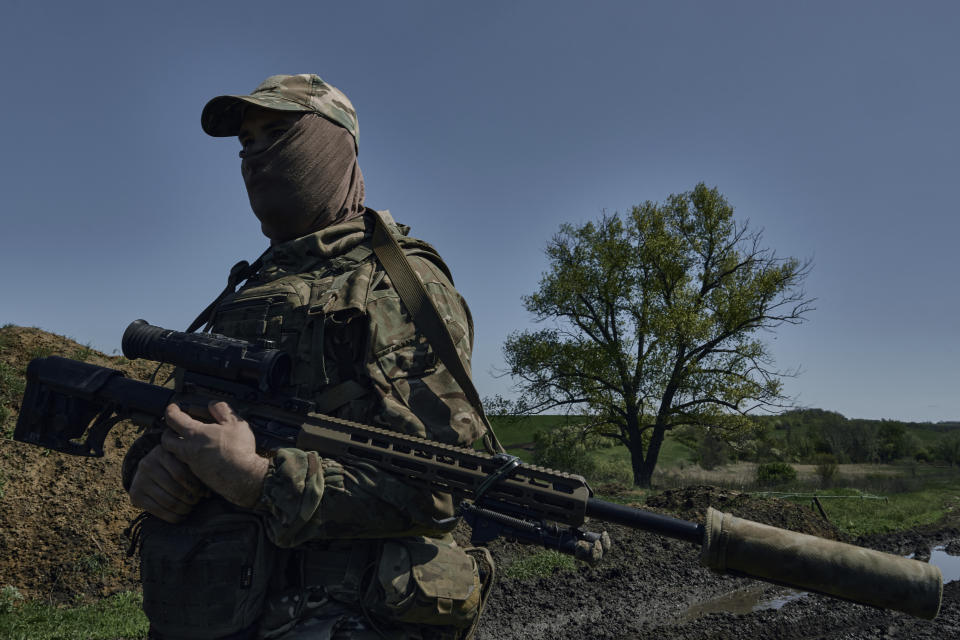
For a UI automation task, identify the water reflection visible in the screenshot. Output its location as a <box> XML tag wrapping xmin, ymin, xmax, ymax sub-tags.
<box><xmin>926</xmin><ymin>546</ymin><xmax>960</xmax><ymax>584</ymax></box>
<box><xmin>680</xmin><ymin>584</ymin><xmax>770</xmax><ymax>620</ymax></box>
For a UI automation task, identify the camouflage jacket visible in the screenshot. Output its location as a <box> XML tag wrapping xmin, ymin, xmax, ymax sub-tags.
<box><xmin>123</xmin><ymin>210</ymin><xmax>485</xmax><ymax>547</ymax></box>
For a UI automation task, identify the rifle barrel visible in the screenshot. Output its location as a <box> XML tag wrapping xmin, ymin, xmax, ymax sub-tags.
<box><xmin>585</xmin><ymin>498</ymin><xmax>703</xmax><ymax>545</ymax></box>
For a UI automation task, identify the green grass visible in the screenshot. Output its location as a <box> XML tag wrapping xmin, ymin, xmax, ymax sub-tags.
<box><xmin>0</xmin><ymin>591</ymin><xmax>148</xmax><ymax>640</ymax></box>
<box><xmin>591</xmin><ymin>435</ymin><xmax>694</xmax><ymax>469</ymax></box>
<box><xmin>28</xmin><ymin>346</ymin><xmax>54</xmax><ymax>360</ymax></box>
<box><xmin>488</xmin><ymin>415</ymin><xmax>696</xmax><ymax>473</ymax></box>
<box><xmin>0</xmin><ymin>361</ymin><xmax>26</xmax><ymax>437</ymax></box>
<box><xmin>500</xmin><ymin>549</ymin><xmax>577</xmax><ymax>580</ymax></box>
<box><xmin>487</xmin><ymin>414</ymin><xmax>585</xmax><ymax>462</ymax></box>
<box><xmin>0</xmin><ymin>362</ymin><xmax>26</xmax><ymax>398</ymax></box>
<box><xmin>783</xmin><ymin>484</ymin><xmax>960</xmax><ymax>537</ymax></box>
<box><xmin>489</xmin><ymin>414</ymin><xmax>579</xmax><ymax>446</ymax></box>
<box><xmin>71</xmin><ymin>343</ymin><xmax>95</xmax><ymax>362</ymax></box>
<box><xmin>73</xmin><ymin>553</ymin><xmax>114</xmax><ymax>580</ymax></box>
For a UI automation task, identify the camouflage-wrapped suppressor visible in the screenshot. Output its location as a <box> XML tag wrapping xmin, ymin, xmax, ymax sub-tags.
<box><xmin>700</xmin><ymin>507</ymin><xmax>942</xmax><ymax>620</ymax></box>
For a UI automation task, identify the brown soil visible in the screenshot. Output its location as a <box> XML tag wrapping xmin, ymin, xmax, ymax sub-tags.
<box><xmin>0</xmin><ymin>326</ymin><xmax>172</xmax><ymax>603</ymax></box>
<box><xmin>1</xmin><ymin>325</ymin><xmax>959</xmax><ymax>639</ymax></box>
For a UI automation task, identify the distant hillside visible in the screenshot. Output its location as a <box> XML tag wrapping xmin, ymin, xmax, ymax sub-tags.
<box><xmin>749</xmin><ymin>408</ymin><xmax>960</xmax><ymax>464</ymax></box>
<box><xmin>929</xmin><ymin>421</ymin><xmax>960</xmax><ymax>431</ymax></box>
<box><xmin>756</xmin><ymin>407</ymin><xmax>960</xmax><ymax>430</ymax></box>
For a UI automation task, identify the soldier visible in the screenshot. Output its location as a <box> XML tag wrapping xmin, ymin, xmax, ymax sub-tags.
<box><xmin>123</xmin><ymin>74</ymin><xmax>492</xmax><ymax>640</ymax></box>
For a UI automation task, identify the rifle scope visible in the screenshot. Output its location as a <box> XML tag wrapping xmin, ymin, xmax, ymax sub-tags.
<box><xmin>122</xmin><ymin>319</ymin><xmax>292</xmax><ymax>392</ymax></box>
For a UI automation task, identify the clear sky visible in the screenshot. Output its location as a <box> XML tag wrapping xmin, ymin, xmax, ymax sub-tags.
<box><xmin>1</xmin><ymin>1</ymin><xmax>957</xmax><ymax>423</ymax></box>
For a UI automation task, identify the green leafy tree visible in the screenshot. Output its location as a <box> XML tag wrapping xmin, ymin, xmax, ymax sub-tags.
<box><xmin>877</xmin><ymin>420</ymin><xmax>917</xmax><ymax>462</ymax></box>
<box><xmin>531</xmin><ymin>425</ymin><xmax>599</xmax><ymax>479</ymax></box>
<box><xmin>756</xmin><ymin>461</ymin><xmax>798</xmax><ymax>486</ymax></box>
<box><xmin>814</xmin><ymin>453</ymin><xmax>839</xmax><ymax>486</ymax></box>
<box><xmin>502</xmin><ymin>183</ymin><xmax>813</xmax><ymax>487</ymax></box>
<box><xmin>695</xmin><ymin>432</ymin><xmax>731</xmax><ymax>470</ymax></box>
<box><xmin>934</xmin><ymin>432</ymin><xmax>960</xmax><ymax>467</ymax></box>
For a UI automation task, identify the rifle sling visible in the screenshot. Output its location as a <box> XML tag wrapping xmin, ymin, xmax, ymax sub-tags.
<box><xmin>370</xmin><ymin>212</ymin><xmax>505</xmax><ymax>455</ymax></box>
<box><xmin>187</xmin><ymin>250</ymin><xmax>269</xmax><ymax>334</ymax></box>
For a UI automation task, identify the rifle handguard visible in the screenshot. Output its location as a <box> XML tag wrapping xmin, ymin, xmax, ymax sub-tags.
<box><xmin>700</xmin><ymin>507</ymin><xmax>942</xmax><ymax>620</ymax></box>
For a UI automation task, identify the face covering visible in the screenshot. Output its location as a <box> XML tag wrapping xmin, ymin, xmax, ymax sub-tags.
<box><xmin>241</xmin><ymin>113</ymin><xmax>365</xmax><ymax>243</ymax></box>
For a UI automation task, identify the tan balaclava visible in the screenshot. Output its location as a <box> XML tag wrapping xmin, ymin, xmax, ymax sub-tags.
<box><xmin>201</xmin><ymin>74</ymin><xmax>365</xmax><ymax>243</ymax></box>
<box><xmin>240</xmin><ymin>113</ymin><xmax>365</xmax><ymax>243</ymax></box>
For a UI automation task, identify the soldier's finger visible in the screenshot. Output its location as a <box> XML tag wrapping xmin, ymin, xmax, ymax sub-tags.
<box><xmin>134</xmin><ymin>492</ymin><xmax>187</xmax><ymax>524</ymax></box>
<box><xmin>160</xmin><ymin>427</ymin><xmax>189</xmax><ymax>461</ymax></box>
<box><xmin>164</xmin><ymin>403</ymin><xmax>204</xmax><ymax>438</ymax></box>
<box><xmin>208</xmin><ymin>400</ymin><xmax>239</xmax><ymax>425</ymax></box>
<box><xmin>144</xmin><ymin>480</ymin><xmax>195</xmax><ymax>515</ymax></box>
<box><xmin>154</xmin><ymin>451</ymin><xmax>207</xmax><ymax>503</ymax></box>
<box><xmin>134</xmin><ymin>452</ymin><xmax>201</xmax><ymax>507</ymax></box>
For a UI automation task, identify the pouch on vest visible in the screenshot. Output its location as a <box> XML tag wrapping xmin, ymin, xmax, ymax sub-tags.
<box><xmin>138</xmin><ymin>499</ymin><xmax>276</xmax><ymax>639</ymax></box>
<box><xmin>209</xmin><ymin>261</ymin><xmax>374</xmax><ymax>407</ymax></box>
<box><xmin>363</xmin><ymin>538</ymin><xmax>482</xmax><ymax>630</ymax></box>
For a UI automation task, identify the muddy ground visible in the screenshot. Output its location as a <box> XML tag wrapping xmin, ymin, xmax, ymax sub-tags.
<box><xmin>1</xmin><ymin>326</ymin><xmax>958</xmax><ymax>639</ymax></box>
<box><xmin>474</xmin><ymin>486</ymin><xmax>960</xmax><ymax>639</ymax></box>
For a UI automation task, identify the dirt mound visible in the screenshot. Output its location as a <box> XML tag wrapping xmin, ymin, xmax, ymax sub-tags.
<box><xmin>644</xmin><ymin>485</ymin><xmax>844</xmax><ymax>540</ymax></box>
<box><xmin>0</xmin><ymin>325</ymin><xmax>171</xmax><ymax>603</ymax></box>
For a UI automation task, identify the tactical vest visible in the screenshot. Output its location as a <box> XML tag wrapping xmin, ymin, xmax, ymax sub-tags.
<box><xmin>210</xmin><ymin>242</ymin><xmax>372</xmax><ymax>414</ymax></box>
<box><xmin>208</xmin><ymin>219</ymin><xmax>461</xmax><ymax>420</ymax></box>
<box><xmin>201</xmin><ymin>218</ymin><xmax>492</xmax><ymax>638</ymax></box>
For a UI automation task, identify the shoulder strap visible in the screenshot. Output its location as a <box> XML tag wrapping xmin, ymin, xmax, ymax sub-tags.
<box><xmin>186</xmin><ymin>249</ymin><xmax>270</xmax><ymax>334</ymax></box>
<box><xmin>146</xmin><ymin>250</ymin><xmax>268</xmax><ymax>387</ymax></box>
<box><xmin>370</xmin><ymin>212</ymin><xmax>506</xmax><ymax>455</ymax></box>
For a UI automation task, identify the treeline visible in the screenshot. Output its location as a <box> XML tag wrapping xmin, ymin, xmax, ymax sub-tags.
<box><xmin>681</xmin><ymin>409</ymin><xmax>960</xmax><ymax>468</ymax></box>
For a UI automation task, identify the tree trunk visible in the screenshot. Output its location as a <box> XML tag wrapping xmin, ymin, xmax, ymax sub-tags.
<box><xmin>634</xmin><ymin>423</ymin><xmax>667</xmax><ymax>488</ymax></box>
<box><xmin>630</xmin><ymin>446</ymin><xmax>646</xmax><ymax>487</ymax></box>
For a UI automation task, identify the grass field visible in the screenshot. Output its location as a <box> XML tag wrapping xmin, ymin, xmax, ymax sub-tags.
<box><xmin>772</xmin><ymin>480</ymin><xmax>960</xmax><ymax>537</ymax></box>
<box><xmin>0</xmin><ymin>591</ymin><xmax>147</xmax><ymax>640</ymax></box>
<box><xmin>488</xmin><ymin>414</ymin><xmax>582</xmax><ymax>459</ymax></box>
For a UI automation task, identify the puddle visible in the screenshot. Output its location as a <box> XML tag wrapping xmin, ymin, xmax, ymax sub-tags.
<box><xmin>680</xmin><ymin>584</ymin><xmax>771</xmax><ymax>620</ymax></box>
<box><xmin>681</xmin><ymin>543</ymin><xmax>960</xmax><ymax>621</ymax></box>
<box><xmin>911</xmin><ymin>546</ymin><xmax>960</xmax><ymax>584</ymax></box>
<box><xmin>752</xmin><ymin>591</ymin><xmax>808</xmax><ymax>611</ymax></box>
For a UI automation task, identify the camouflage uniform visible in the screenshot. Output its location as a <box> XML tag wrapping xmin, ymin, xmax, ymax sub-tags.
<box><xmin>125</xmin><ymin>75</ymin><xmax>490</xmax><ymax>640</ymax></box>
<box><xmin>226</xmin><ymin>211</ymin><xmax>484</xmax><ymax>544</ymax></box>
<box><xmin>236</xmin><ymin>210</ymin><xmax>485</xmax><ymax>638</ymax></box>
<box><xmin>126</xmin><ymin>211</ymin><xmax>487</xmax><ymax>639</ymax></box>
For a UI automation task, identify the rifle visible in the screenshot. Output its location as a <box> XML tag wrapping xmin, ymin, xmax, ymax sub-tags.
<box><xmin>14</xmin><ymin>320</ymin><xmax>942</xmax><ymax>620</ymax></box>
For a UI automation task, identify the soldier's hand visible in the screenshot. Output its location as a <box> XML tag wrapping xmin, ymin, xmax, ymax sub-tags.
<box><xmin>128</xmin><ymin>445</ymin><xmax>209</xmax><ymax>523</ymax></box>
<box><xmin>162</xmin><ymin>401</ymin><xmax>270</xmax><ymax>509</ymax></box>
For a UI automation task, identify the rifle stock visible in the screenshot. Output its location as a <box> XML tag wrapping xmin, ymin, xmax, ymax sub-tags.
<box><xmin>12</xmin><ymin>321</ymin><xmax>943</xmax><ymax>620</ymax></box>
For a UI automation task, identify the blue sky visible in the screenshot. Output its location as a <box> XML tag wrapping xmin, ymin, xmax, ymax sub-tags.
<box><xmin>1</xmin><ymin>1</ymin><xmax>957</xmax><ymax>422</ymax></box>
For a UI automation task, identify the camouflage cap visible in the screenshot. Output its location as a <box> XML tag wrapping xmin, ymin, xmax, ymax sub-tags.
<box><xmin>201</xmin><ymin>74</ymin><xmax>359</xmax><ymax>148</ymax></box>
